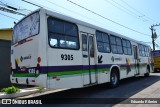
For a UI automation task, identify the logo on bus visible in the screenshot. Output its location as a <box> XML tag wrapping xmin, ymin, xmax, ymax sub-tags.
<box><xmin>20</xmin><ymin>55</ymin><xmax>31</xmax><ymax>62</ymax></box>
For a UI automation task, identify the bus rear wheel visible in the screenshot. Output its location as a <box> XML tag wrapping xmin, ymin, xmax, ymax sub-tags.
<box><xmin>109</xmin><ymin>69</ymin><xmax>119</xmax><ymax>88</ymax></box>
<box><xmin>144</xmin><ymin>67</ymin><xmax>150</xmax><ymax>77</ymax></box>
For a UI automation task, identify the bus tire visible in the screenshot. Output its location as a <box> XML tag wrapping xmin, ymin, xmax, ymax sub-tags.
<box><xmin>109</xmin><ymin>69</ymin><xmax>119</xmax><ymax>88</ymax></box>
<box><xmin>144</xmin><ymin>67</ymin><xmax>150</xmax><ymax>77</ymax></box>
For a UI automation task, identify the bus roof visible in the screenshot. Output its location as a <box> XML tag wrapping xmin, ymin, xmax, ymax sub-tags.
<box><xmin>15</xmin><ymin>8</ymin><xmax>150</xmax><ymax>47</ymax></box>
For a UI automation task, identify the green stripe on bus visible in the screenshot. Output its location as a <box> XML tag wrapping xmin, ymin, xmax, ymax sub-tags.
<box><xmin>12</xmin><ymin>65</ymin><xmax>147</xmax><ymax>77</ymax></box>
<box><xmin>11</xmin><ymin>68</ymin><xmax>109</xmax><ymax>77</ymax></box>
<box><xmin>120</xmin><ymin>65</ymin><xmax>147</xmax><ymax>71</ymax></box>
<box><xmin>47</xmin><ymin>68</ymin><xmax>109</xmax><ymax>77</ymax></box>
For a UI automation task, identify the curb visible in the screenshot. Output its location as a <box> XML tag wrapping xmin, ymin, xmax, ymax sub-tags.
<box><xmin>0</xmin><ymin>89</ymin><xmax>39</xmax><ymax>98</ymax></box>
<box><xmin>18</xmin><ymin>88</ymin><xmax>69</xmax><ymax>99</ymax></box>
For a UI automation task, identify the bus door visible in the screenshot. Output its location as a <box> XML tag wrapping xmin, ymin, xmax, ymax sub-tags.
<box><xmin>133</xmin><ymin>45</ymin><xmax>140</xmax><ymax>75</ymax></box>
<box><xmin>81</xmin><ymin>32</ymin><xmax>97</xmax><ymax>85</ymax></box>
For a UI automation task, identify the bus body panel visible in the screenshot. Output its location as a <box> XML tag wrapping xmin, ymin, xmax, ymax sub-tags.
<box><xmin>10</xmin><ymin>8</ymin><xmax>152</xmax><ymax>89</ymax></box>
<box><xmin>47</xmin><ymin>48</ymin><xmax>83</xmax><ymax>88</ymax></box>
<box><xmin>11</xmin><ymin>10</ymin><xmax>48</xmax><ymax>87</ymax></box>
<box><xmin>11</xmin><ymin>36</ymin><xmax>39</xmax><ymax>84</ymax></box>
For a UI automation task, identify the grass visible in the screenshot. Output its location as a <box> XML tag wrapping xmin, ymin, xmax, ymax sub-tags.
<box><xmin>1</xmin><ymin>86</ymin><xmax>20</xmax><ymax>94</ymax></box>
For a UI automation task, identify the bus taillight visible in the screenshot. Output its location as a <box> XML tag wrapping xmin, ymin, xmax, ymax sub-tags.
<box><xmin>36</xmin><ymin>57</ymin><xmax>41</xmax><ymax>73</ymax></box>
<box><xmin>37</xmin><ymin>57</ymin><xmax>41</xmax><ymax>63</ymax></box>
<box><xmin>32</xmin><ymin>80</ymin><xmax>35</xmax><ymax>82</ymax></box>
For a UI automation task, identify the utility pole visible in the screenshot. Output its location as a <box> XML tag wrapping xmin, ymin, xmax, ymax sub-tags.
<box><xmin>150</xmin><ymin>24</ymin><xmax>160</xmax><ymax>51</ymax></box>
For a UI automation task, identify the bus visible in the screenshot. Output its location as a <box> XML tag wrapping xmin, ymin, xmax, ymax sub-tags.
<box><xmin>151</xmin><ymin>50</ymin><xmax>160</xmax><ymax>72</ymax></box>
<box><xmin>10</xmin><ymin>8</ymin><xmax>152</xmax><ymax>88</ymax></box>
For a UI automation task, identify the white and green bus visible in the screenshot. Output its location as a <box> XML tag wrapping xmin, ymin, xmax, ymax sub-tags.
<box><xmin>10</xmin><ymin>8</ymin><xmax>152</xmax><ymax>88</ymax></box>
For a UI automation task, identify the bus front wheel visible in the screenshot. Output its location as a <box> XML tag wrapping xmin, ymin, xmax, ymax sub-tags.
<box><xmin>109</xmin><ymin>69</ymin><xmax>119</xmax><ymax>88</ymax></box>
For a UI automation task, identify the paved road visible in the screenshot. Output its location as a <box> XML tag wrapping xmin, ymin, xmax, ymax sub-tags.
<box><xmin>23</xmin><ymin>73</ymin><xmax>160</xmax><ymax>107</ymax></box>
<box><xmin>1</xmin><ymin>73</ymin><xmax>160</xmax><ymax>107</ymax></box>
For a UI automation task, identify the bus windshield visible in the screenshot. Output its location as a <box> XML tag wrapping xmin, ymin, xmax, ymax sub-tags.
<box><xmin>13</xmin><ymin>12</ymin><xmax>40</xmax><ymax>44</ymax></box>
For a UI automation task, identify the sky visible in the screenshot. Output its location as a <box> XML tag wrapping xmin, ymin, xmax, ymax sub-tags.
<box><xmin>0</xmin><ymin>0</ymin><xmax>160</xmax><ymax>49</ymax></box>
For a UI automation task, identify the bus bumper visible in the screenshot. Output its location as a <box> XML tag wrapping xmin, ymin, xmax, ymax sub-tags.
<box><xmin>10</xmin><ymin>74</ymin><xmax>47</xmax><ymax>87</ymax></box>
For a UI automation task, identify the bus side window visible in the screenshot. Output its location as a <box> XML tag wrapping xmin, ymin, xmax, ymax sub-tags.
<box><xmin>122</xmin><ymin>39</ymin><xmax>132</xmax><ymax>55</ymax></box>
<box><xmin>110</xmin><ymin>36</ymin><xmax>117</xmax><ymax>54</ymax></box>
<box><xmin>82</xmin><ymin>34</ymin><xmax>88</xmax><ymax>57</ymax></box>
<box><xmin>89</xmin><ymin>36</ymin><xmax>94</xmax><ymax>57</ymax></box>
<box><xmin>48</xmin><ymin>17</ymin><xmax>79</xmax><ymax>50</ymax></box>
<box><xmin>82</xmin><ymin>34</ymin><xmax>87</xmax><ymax>51</ymax></box>
<box><xmin>96</xmin><ymin>31</ymin><xmax>110</xmax><ymax>53</ymax></box>
<box><xmin>133</xmin><ymin>46</ymin><xmax>138</xmax><ymax>59</ymax></box>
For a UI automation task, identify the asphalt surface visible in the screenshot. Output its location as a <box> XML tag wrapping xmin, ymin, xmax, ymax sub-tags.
<box><xmin>29</xmin><ymin>73</ymin><xmax>160</xmax><ymax>97</ymax></box>
<box><xmin>1</xmin><ymin>73</ymin><xmax>160</xmax><ymax>107</ymax></box>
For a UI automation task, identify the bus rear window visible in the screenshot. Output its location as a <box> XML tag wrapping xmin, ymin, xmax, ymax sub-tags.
<box><xmin>13</xmin><ymin>12</ymin><xmax>40</xmax><ymax>44</ymax></box>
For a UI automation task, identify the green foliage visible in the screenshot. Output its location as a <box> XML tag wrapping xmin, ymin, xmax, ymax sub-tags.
<box><xmin>1</xmin><ymin>86</ymin><xmax>20</xmax><ymax>94</ymax></box>
<box><xmin>36</xmin><ymin>86</ymin><xmax>44</xmax><ymax>91</ymax></box>
<box><xmin>1</xmin><ymin>88</ymin><xmax>5</xmax><ymax>92</ymax></box>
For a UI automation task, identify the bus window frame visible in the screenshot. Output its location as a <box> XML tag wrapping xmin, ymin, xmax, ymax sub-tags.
<box><xmin>47</xmin><ymin>17</ymin><xmax>80</xmax><ymax>50</ymax></box>
<box><xmin>110</xmin><ymin>34</ymin><xmax>123</xmax><ymax>54</ymax></box>
<box><xmin>122</xmin><ymin>39</ymin><xmax>132</xmax><ymax>55</ymax></box>
<box><xmin>138</xmin><ymin>44</ymin><xmax>149</xmax><ymax>57</ymax></box>
<box><xmin>139</xmin><ymin>44</ymin><xmax>150</xmax><ymax>57</ymax></box>
<box><xmin>96</xmin><ymin>30</ymin><xmax>111</xmax><ymax>53</ymax></box>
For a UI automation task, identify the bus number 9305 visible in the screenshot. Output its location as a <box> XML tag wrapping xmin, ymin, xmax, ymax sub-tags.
<box><xmin>61</xmin><ymin>54</ymin><xmax>73</xmax><ymax>61</ymax></box>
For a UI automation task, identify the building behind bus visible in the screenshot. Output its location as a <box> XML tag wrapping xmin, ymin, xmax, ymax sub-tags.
<box><xmin>0</xmin><ymin>28</ymin><xmax>12</xmax><ymax>89</ymax></box>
